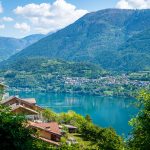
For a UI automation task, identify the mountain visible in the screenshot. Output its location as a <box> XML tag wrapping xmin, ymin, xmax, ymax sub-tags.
<box><xmin>22</xmin><ymin>34</ymin><xmax>45</xmax><ymax>46</ymax></box>
<box><xmin>1</xmin><ymin>9</ymin><xmax>150</xmax><ymax>71</ymax></box>
<box><xmin>0</xmin><ymin>34</ymin><xmax>45</xmax><ymax>61</ymax></box>
<box><xmin>117</xmin><ymin>29</ymin><xmax>150</xmax><ymax>71</ymax></box>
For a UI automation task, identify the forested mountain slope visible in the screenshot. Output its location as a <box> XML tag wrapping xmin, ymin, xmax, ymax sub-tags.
<box><xmin>1</xmin><ymin>9</ymin><xmax>150</xmax><ymax>71</ymax></box>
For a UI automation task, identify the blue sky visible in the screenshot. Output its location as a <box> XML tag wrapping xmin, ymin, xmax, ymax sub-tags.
<box><xmin>0</xmin><ymin>0</ymin><xmax>118</xmax><ymax>12</ymax></box>
<box><xmin>0</xmin><ymin>0</ymin><xmax>150</xmax><ymax>38</ymax></box>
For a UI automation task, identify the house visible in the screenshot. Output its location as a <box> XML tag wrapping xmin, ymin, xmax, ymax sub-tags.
<box><xmin>64</xmin><ymin>125</ymin><xmax>78</xmax><ymax>133</ymax></box>
<box><xmin>1</xmin><ymin>96</ymin><xmax>43</xmax><ymax>121</ymax></box>
<box><xmin>1</xmin><ymin>96</ymin><xmax>63</xmax><ymax>146</ymax></box>
<box><xmin>29</xmin><ymin>121</ymin><xmax>62</xmax><ymax>146</ymax></box>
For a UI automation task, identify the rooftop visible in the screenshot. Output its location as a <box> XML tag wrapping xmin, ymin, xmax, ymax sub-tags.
<box><xmin>64</xmin><ymin>124</ymin><xmax>77</xmax><ymax>129</ymax></box>
<box><xmin>29</xmin><ymin>122</ymin><xmax>61</xmax><ymax>136</ymax></box>
<box><xmin>1</xmin><ymin>96</ymin><xmax>43</xmax><ymax>111</ymax></box>
<box><xmin>11</xmin><ymin>104</ymin><xmax>38</xmax><ymax>115</ymax></box>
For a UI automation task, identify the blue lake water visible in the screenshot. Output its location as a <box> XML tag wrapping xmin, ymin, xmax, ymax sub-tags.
<box><xmin>10</xmin><ymin>92</ymin><xmax>138</xmax><ymax>136</ymax></box>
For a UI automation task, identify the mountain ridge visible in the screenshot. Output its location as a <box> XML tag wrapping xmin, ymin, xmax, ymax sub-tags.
<box><xmin>1</xmin><ymin>9</ymin><xmax>150</xmax><ymax>71</ymax></box>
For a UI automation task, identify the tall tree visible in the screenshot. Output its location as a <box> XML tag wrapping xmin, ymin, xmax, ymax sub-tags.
<box><xmin>42</xmin><ymin>108</ymin><xmax>58</xmax><ymax>122</ymax></box>
<box><xmin>85</xmin><ymin>114</ymin><xmax>92</xmax><ymax>122</ymax></box>
<box><xmin>128</xmin><ymin>90</ymin><xmax>150</xmax><ymax>150</ymax></box>
<box><xmin>0</xmin><ymin>83</ymin><xmax>5</xmax><ymax>101</ymax></box>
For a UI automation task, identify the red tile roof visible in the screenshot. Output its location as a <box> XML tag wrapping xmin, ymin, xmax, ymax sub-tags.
<box><xmin>1</xmin><ymin>96</ymin><xmax>43</xmax><ymax>111</ymax></box>
<box><xmin>29</xmin><ymin>122</ymin><xmax>61</xmax><ymax>136</ymax></box>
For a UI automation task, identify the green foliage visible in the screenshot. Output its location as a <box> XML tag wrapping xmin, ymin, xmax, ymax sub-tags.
<box><xmin>85</xmin><ymin>115</ymin><xmax>92</xmax><ymax>122</ymax></box>
<box><xmin>32</xmin><ymin>139</ymin><xmax>56</xmax><ymax>150</ymax></box>
<box><xmin>58</xmin><ymin>110</ymin><xmax>87</xmax><ymax>129</ymax></box>
<box><xmin>42</xmin><ymin>108</ymin><xmax>58</xmax><ymax>122</ymax></box>
<box><xmin>80</xmin><ymin>122</ymin><xmax>124</xmax><ymax>150</ymax></box>
<box><xmin>3</xmin><ymin>58</ymin><xmax>105</xmax><ymax>78</ymax></box>
<box><xmin>127</xmin><ymin>90</ymin><xmax>150</xmax><ymax>150</ymax></box>
<box><xmin>0</xmin><ymin>105</ymin><xmax>34</xmax><ymax>149</ymax></box>
<box><xmin>97</xmin><ymin>128</ymin><xmax>124</xmax><ymax>150</ymax></box>
<box><xmin>0</xmin><ymin>105</ymin><xmax>56</xmax><ymax>150</ymax></box>
<box><xmin>59</xmin><ymin>143</ymin><xmax>80</xmax><ymax>150</ymax></box>
<box><xmin>44</xmin><ymin>109</ymin><xmax>124</xmax><ymax>149</ymax></box>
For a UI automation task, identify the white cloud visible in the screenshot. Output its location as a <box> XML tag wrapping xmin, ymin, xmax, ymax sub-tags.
<box><xmin>14</xmin><ymin>0</ymin><xmax>88</xmax><ymax>34</ymax></box>
<box><xmin>34</xmin><ymin>27</ymin><xmax>51</xmax><ymax>34</ymax></box>
<box><xmin>2</xmin><ymin>17</ymin><xmax>14</xmax><ymax>22</ymax></box>
<box><xmin>14</xmin><ymin>3</ymin><xmax>51</xmax><ymax>17</ymax></box>
<box><xmin>14</xmin><ymin>22</ymin><xmax>30</xmax><ymax>32</ymax></box>
<box><xmin>0</xmin><ymin>2</ymin><xmax>3</xmax><ymax>13</ymax></box>
<box><xmin>0</xmin><ymin>24</ymin><xmax>5</xmax><ymax>29</ymax></box>
<box><xmin>116</xmin><ymin>0</ymin><xmax>150</xmax><ymax>9</ymax></box>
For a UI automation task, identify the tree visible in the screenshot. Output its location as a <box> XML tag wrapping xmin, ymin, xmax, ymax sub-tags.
<box><xmin>0</xmin><ymin>105</ymin><xmax>55</xmax><ymax>150</ymax></box>
<box><xmin>80</xmin><ymin>122</ymin><xmax>124</xmax><ymax>150</ymax></box>
<box><xmin>0</xmin><ymin>83</ymin><xmax>5</xmax><ymax>101</ymax></box>
<box><xmin>42</xmin><ymin>108</ymin><xmax>58</xmax><ymax>122</ymax></box>
<box><xmin>128</xmin><ymin>90</ymin><xmax>150</xmax><ymax>150</ymax></box>
<box><xmin>85</xmin><ymin>114</ymin><xmax>92</xmax><ymax>122</ymax></box>
<box><xmin>0</xmin><ymin>105</ymin><xmax>34</xmax><ymax>149</ymax></box>
<box><xmin>97</xmin><ymin>128</ymin><xmax>124</xmax><ymax>150</ymax></box>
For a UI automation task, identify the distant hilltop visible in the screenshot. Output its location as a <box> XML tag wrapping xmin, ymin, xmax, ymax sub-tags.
<box><xmin>0</xmin><ymin>34</ymin><xmax>45</xmax><ymax>62</ymax></box>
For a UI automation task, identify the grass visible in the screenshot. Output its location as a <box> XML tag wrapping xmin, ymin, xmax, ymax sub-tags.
<box><xmin>67</xmin><ymin>133</ymin><xmax>98</xmax><ymax>149</ymax></box>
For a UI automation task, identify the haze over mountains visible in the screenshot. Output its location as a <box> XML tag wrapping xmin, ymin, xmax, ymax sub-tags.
<box><xmin>0</xmin><ymin>34</ymin><xmax>45</xmax><ymax>61</ymax></box>
<box><xmin>1</xmin><ymin>9</ymin><xmax>150</xmax><ymax>71</ymax></box>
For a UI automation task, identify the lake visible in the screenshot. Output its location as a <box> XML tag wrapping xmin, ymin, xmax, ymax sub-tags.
<box><xmin>10</xmin><ymin>91</ymin><xmax>138</xmax><ymax>136</ymax></box>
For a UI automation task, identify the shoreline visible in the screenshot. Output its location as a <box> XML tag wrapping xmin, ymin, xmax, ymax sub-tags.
<box><xmin>8</xmin><ymin>88</ymin><xmax>135</xmax><ymax>99</ymax></box>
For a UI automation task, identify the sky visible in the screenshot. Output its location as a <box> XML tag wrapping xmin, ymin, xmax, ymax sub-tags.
<box><xmin>0</xmin><ymin>0</ymin><xmax>150</xmax><ymax>38</ymax></box>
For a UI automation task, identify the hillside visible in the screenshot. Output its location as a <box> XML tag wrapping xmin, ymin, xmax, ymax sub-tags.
<box><xmin>1</xmin><ymin>9</ymin><xmax>150</xmax><ymax>71</ymax></box>
<box><xmin>0</xmin><ymin>34</ymin><xmax>45</xmax><ymax>61</ymax></box>
<box><xmin>0</xmin><ymin>58</ymin><xmax>109</xmax><ymax>95</ymax></box>
<box><xmin>1</xmin><ymin>57</ymin><xmax>149</xmax><ymax>97</ymax></box>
